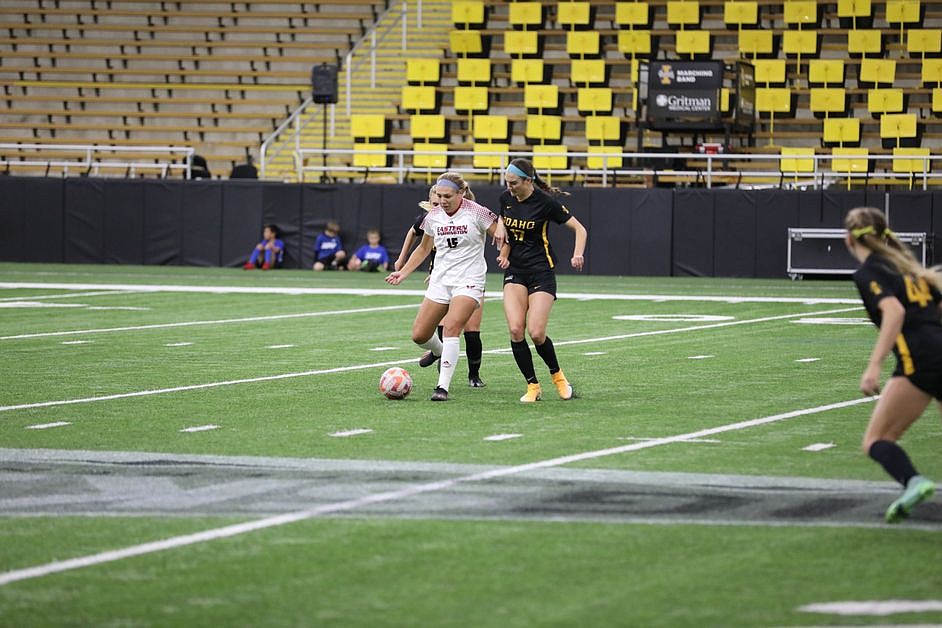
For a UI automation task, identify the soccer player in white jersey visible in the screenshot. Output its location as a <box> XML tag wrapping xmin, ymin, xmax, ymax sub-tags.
<box><xmin>385</xmin><ymin>172</ymin><xmax>503</xmax><ymax>401</ymax></box>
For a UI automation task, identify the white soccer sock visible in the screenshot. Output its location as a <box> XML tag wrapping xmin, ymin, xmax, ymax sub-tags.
<box><xmin>437</xmin><ymin>336</ymin><xmax>460</xmax><ymax>391</ymax></box>
<box><xmin>420</xmin><ymin>333</ymin><xmax>443</xmax><ymax>357</ymax></box>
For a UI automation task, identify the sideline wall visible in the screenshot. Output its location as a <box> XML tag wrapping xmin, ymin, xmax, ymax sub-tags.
<box><xmin>1</xmin><ymin>177</ymin><xmax>937</xmax><ymax>277</ymax></box>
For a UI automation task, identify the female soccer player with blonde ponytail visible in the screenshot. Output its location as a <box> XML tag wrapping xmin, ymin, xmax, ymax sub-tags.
<box><xmin>845</xmin><ymin>206</ymin><xmax>942</xmax><ymax>522</ymax></box>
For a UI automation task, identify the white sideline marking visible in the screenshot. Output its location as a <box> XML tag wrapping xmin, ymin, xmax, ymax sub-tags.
<box><xmin>0</xmin><ymin>395</ymin><xmax>877</xmax><ymax>587</ymax></box>
<box><xmin>0</xmin><ymin>306</ymin><xmax>864</xmax><ymax>415</ymax></box>
<box><xmin>60</xmin><ymin>340</ymin><xmax>92</xmax><ymax>345</ymax></box>
<box><xmin>329</xmin><ymin>429</ymin><xmax>374</xmax><ymax>438</ymax></box>
<box><xmin>87</xmin><ymin>306</ymin><xmax>150</xmax><ymax>311</ymax></box>
<box><xmin>180</xmin><ymin>425</ymin><xmax>219</xmax><ymax>433</ymax></box>
<box><xmin>0</xmin><ymin>290</ymin><xmax>137</xmax><ymax>302</ymax></box>
<box><xmin>618</xmin><ymin>437</ymin><xmax>721</xmax><ymax>444</ymax></box>
<box><xmin>614</xmin><ymin>314</ymin><xmax>735</xmax><ymax>322</ymax></box>
<box><xmin>25</xmin><ymin>421</ymin><xmax>71</xmax><ymax>430</ymax></box>
<box><xmin>0</xmin><ymin>303</ymin><xmax>420</xmax><ymax>341</ymax></box>
<box><xmin>164</xmin><ymin>342</ymin><xmax>193</xmax><ymax>347</ymax></box>
<box><xmin>370</xmin><ymin>346</ymin><xmax>399</xmax><ymax>351</ymax></box>
<box><xmin>796</xmin><ymin>358</ymin><xmax>820</xmax><ymax>363</ymax></box>
<box><xmin>793</xmin><ymin>317</ymin><xmax>871</xmax><ymax>326</ymax></box>
<box><xmin>799</xmin><ymin>600</ymin><xmax>942</xmax><ymax>616</ymax></box>
<box><xmin>583</xmin><ymin>351</ymin><xmax>606</xmax><ymax>356</ymax></box>
<box><xmin>687</xmin><ymin>355</ymin><xmax>714</xmax><ymax>360</ymax></box>
<box><xmin>265</xmin><ymin>344</ymin><xmax>295</xmax><ymax>349</ymax></box>
<box><xmin>0</xmin><ymin>282</ymin><xmax>863</xmax><ymax>305</ymax></box>
<box><xmin>0</xmin><ymin>302</ymin><xmax>86</xmax><ymax>309</ymax></box>
<box><xmin>484</xmin><ymin>434</ymin><xmax>522</xmax><ymax>441</ymax></box>
<box><xmin>803</xmin><ymin>443</ymin><xmax>836</xmax><ymax>452</ymax></box>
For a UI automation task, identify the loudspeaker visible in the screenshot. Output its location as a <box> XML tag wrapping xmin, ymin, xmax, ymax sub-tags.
<box><xmin>312</xmin><ymin>64</ymin><xmax>338</xmax><ymax>104</ymax></box>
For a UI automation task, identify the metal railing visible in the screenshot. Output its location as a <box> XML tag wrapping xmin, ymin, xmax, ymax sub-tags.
<box><xmin>260</xmin><ymin>2</ymin><xmax>413</xmax><ymax>177</ymax></box>
<box><xmin>0</xmin><ymin>144</ymin><xmax>194</xmax><ymax>178</ymax></box>
<box><xmin>293</xmin><ymin>148</ymin><xmax>942</xmax><ymax>189</ymax></box>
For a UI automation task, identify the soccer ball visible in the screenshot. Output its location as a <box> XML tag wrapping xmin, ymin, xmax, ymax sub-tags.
<box><xmin>379</xmin><ymin>367</ymin><xmax>413</xmax><ymax>400</ymax></box>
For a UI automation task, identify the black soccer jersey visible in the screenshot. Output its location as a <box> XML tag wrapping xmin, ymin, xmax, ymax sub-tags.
<box><xmin>852</xmin><ymin>255</ymin><xmax>942</xmax><ymax>376</ymax></box>
<box><xmin>499</xmin><ymin>187</ymin><xmax>573</xmax><ymax>272</ymax></box>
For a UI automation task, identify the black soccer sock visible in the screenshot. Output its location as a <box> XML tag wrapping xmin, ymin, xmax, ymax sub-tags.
<box><xmin>464</xmin><ymin>331</ymin><xmax>482</xmax><ymax>377</ymax></box>
<box><xmin>534</xmin><ymin>336</ymin><xmax>560</xmax><ymax>374</ymax></box>
<box><xmin>869</xmin><ymin>440</ymin><xmax>919</xmax><ymax>487</ymax></box>
<box><xmin>511</xmin><ymin>340</ymin><xmax>538</xmax><ymax>384</ymax></box>
<box><xmin>437</xmin><ymin>325</ymin><xmax>443</xmax><ymax>341</ymax></box>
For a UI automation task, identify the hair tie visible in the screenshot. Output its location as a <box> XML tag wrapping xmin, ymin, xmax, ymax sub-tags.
<box><xmin>883</xmin><ymin>228</ymin><xmax>896</xmax><ymax>239</ymax></box>
<box><xmin>851</xmin><ymin>225</ymin><xmax>876</xmax><ymax>239</ymax></box>
<box><xmin>436</xmin><ymin>177</ymin><xmax>460</xmax><ymax>191</ymax></box>
<box><xmin>506</xmin><ymin>164</ymin><xmax>531</xmax><ymax>180</ymax></box>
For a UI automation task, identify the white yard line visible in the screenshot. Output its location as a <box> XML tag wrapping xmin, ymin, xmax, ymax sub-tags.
<box><xmin>0</xmin><ymin>303</ymin><xmax>420</xmax><ymax>341</ymax></box>
<box><xmin>0</xmin><ymin>396</ymin><xmax>877</xmax><ymax>587</ymax></box>
<box><xmin>0</xmin><ymin>306</ymin><xmax>863</xmax><ymax>414</ymax></box>
<box><xmin>0</xmin><ymin>290</ymin><xmax>139</xmax><ymax>302</ymax></box>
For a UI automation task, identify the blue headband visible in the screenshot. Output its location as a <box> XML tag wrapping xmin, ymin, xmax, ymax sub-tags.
<box><xmin>436</xmin><ymin>177</ymin><xmax>460</xmax><ymax>191</ymax></box>
<box><xmin>506</xmin><ymin>164</ymin><xmax>531</xmax><ymax>180</ymax></box>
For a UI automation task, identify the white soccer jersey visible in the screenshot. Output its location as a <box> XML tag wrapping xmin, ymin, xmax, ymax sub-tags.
<box><xmin>421</xmin><ymin>197</ymin><xmax>497</xmax><ymax>287</ymax></box>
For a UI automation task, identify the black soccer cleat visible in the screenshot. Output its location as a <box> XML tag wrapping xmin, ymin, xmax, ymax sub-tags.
<box><xmin>468</xmin><ymin>375</ymin><xmax>486</xmax><ymax>388</ymax></box>
<box><xmin>419</xmin><ymin>351</ymin><xmax>441</xmax><ymax>368</ymax></box>
<box><xmin>430</xmin><ymin>386</ymin><xmax>449</xmax><ymax>401</ymax></box>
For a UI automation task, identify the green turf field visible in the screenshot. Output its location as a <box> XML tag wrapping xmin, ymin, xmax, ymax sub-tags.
<box><xmin>0</xmin><ymin>262</ymin><xmax>940</xmax><ymax>627</ymax></box>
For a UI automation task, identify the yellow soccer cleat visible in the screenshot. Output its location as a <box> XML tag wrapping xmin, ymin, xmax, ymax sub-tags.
<box><xmin>520</xmin><ymin>383</ymin><xmax>542</xmax><ymax>403</ymax></box>
<box><xmin>551</xmin><ymin>370</ymin><xmax>573</xmax><ymax>400</ymax></box>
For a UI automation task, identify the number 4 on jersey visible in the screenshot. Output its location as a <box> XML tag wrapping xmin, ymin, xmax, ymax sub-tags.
<box><xmin>904</xmin><ymin>275</ymin><xmax>932</xmax><ymax>308</ymax></box>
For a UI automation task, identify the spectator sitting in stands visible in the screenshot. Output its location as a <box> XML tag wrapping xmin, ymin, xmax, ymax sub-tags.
<box><xmin>188</xmin><ymin>154</ymin><xmax>211</xmax><ymax>179</ymax></box>
<box><xmin>348</xmin><ymin>229</ymin><xmax>390</xmax><ymax>272</ymax></box>
<box><xmin>230</xmin><ymin>155</ymin><xmax>258</xmax><ymax>179</ymax></box>
<box><xmin>243</xmin><ymin>224</ymin><xmax>285</xmax><ymax>270</ymax></box>
<box><xmin>313</xmin><ymin>220</ymin><xmax>347</xmax><ymax>271</ymax></box>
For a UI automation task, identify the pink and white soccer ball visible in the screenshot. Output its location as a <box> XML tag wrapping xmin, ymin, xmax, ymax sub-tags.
<box><xmin>379</xmin><ymin>367</ymin><xmax>413</xmax><ymax>400</ymax></box>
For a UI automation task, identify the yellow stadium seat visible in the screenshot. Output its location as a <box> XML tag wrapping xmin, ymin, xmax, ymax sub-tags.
<box><xmin>577</xmin><ymin>87</ymin><xmax>614</xmax><ymax>115</ymax></box>
<box><xmin>567</xmin><ymin>31</ymin><xmax>601</xmax><ymax>57</ymax></box>
<box><xmin>847</xmin><ymin>29</ymin><xmax>882</xmax><ymax>57</ymax></box>
<box><xmin>452</xmin><ymin>1</ymin><xmax>486</xmax><ymax>28</ymax></box>
<box><xmin>782</xmin><ymin>30</ymin><xmax>818</xmax><ymax>56</ymax></box>
<box><xmin>738</xmin><ymin>30</ymin><xmax>774</xmax><ymax>59</ymax></box>
<box><xmin>720</xmin><ymin>87</ymin><xmax>731</xmax><ymax>113</ymax></box>
<box><xmin>784</xmin><ymin>1</ymin><xmax>818</xmax><ymax>26</ymax></box>
<box><xmin>509</xmin><ymin>2</ymin><xmax>544</xmax><ymax>30</ymax></box>
<box><xmin>570</xmin><ymin>59</ymin><xmax>606</xmax><ymax>86</ymax></box>
<box><xmin>401</xmin><ymin>85</ymin><xmax>437</xmax><ymax>113</ymax></box>
<box><xmin>667</xmin><ymin>1</ymin><xmax>700</xmax><ymax>27</ymax></box>
<box><xmin>526</xmin><ymin>115</ymin><xmax>563</xmax><ymax>143</ymax></box>
<box><xmin>934</xmin><ymin>88</ymin><xmax>942</xmax><ymax>114</ymax></box>
<box><xmin>587</xmin><ymin>146</ymin><xmax>624</xmax><ymax>169</ymax></box>
<box><xmin>892</xmin><ymin>147</ymin><xmax>930</xmax><ymax>175</ymax></box>
<box><xmin>823</xmin><ymin>117</ymin><xmax>861</xmax><ymax>146</ymax></box>
<box><xmin>473</xmin><ymin>143</ymin><xmax>509</xmax><ymax>169</ymax></box>
<box><xmin>867</xmin><ymin>88</ymin><xmax>904</xmax><ymax>115</ymax></box>
<box><xmin>858</xmin><ymin>58</ymin><xmax>896</xmax><ymax>87</ymax></box>
<box><xmin>617</xmin><ymin>30</ymin><xmax>653</xmax><ymax>58</ymax></box>
<box><xmin>808</xmin><ymin>59</ymin><xmax>844</xmax><ymax>86</ymax></box>
<box><xmin>512</xmin><ymin>58</ymin><xmax>547</xmax><ymax>84</ymax></box>
<box><xmin>504</xmin><ymin>30</ymin><xmax>540</xmax><ymax>57</ymax></box>
<box><xmin>353</xmin><ymin>143</ymin><xmax>388</xmax><ymax>168</ymax></box>
<box><xmin>351</xmin><ymin>114</ymin><xmax>386</xmax><ymax>140</ymax></box>
<box><xmin>753</xmin><ymin>59</ymin><xmax>787</xmax><ymax>86</ymax></box>
<box><xmin>410</xmin><ymin>115</ymin><xmax>446</xmax><ymax>141</ymax></box>
<box><xmin>585</xmin><ymin>116</ymin><xmax>622</xmax><ymax>143</ymax></box>
<box><xmin>880</xmin><ymin>112</ymin><xmax>918</xmax><ymax>147</ymax></box>
<box><xmin>831</xmin><ymin>147</ymin><xmax>869</xmax><ymax>176</ymax></box>
<box><xmin>886</xmin><ymin>0</ymin><xmax>921</xmax><ymax>42</ymax></box>
<box><xmin>473</xmin><ymin>115</ymin><xmax>509</xmax><ymax>142</ymax></box>
<box><xmin>453</xmin><ymin>86</ymin><xmax>489</xmax><ymax>114</ymax></box>
<box><xmin>406</xmin><ymin>58</ymin><xmax>440</xmax><ymax>85</ymax></box>
<box><xmin>725</xmin><ymin>1</ymin><xmax>758</xmax><ymax>29</ymax></box>
<box><xmin>412</xmin><ymin>142</ymin><xmax>448</xmax><ymax>169</ymax></box>
<box><xmin>524</xmin><ymin>83</ymin><xmax>560</xmax><ymax>113</ymax></box>
<box><xmin>615</xmin><ymin>2</ymin><xmax>650</xmax><ymax>28</ymax></box>
<box><xmin>922</xmin><ymin>59</ymin><xmax>942</xmax><ymax>87</ymax></box>
<box><xmin>557</xmin><ymin>1</ymin><xmax>591</xmax><ymax>29</ymax></box>
<box><xmin>457</xmin><ymin>58</ymin><xmax>491</xmax><ymax>85</ymax></box>
<box><xmin>533</xmin><ymin>144</ymin><xmax>568</xmax><ymax>170</ymax></box>
<box><xmin>838</xmin><ymin>0</ymin><xmax>872</xmax><ymax>29</ymax></box>
<box><xmin>908</xmin><ymin>29</ymin><xmax>942</xmax><ymax>59</ymax></box>
<box><xmin>676</xmin><ymin>30</ymin><xmax>711</xmax><ymax>59</ymax></box>
<box><xmin>756</xmin><ymin>87</ymin><xmax>793</xmax><ymax>145</ymax></box>
<box><xmin>809</xmin><ymin>88</ymin><xmax>847</xmax><ymax>118</ymax></box>
<box><xmin>780</xmin><ymin>147</ymin><xmax>816</xmax><ymax>174</ymax></box>
<box><xmin>449</xmin><ymin>30</ymin><xmax>484</xmax><ymax>57</ymax></box>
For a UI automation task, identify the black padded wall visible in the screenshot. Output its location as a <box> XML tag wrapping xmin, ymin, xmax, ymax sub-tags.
<box><xmin>0</xmin><ymin>177</ymin><xmax>63</xmax><ymax>263</ymax></box>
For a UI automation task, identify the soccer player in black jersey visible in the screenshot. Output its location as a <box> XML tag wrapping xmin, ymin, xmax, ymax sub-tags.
<box><xmin>845</xmin><ymin>206</ymin><xmax>940</xmax><ymax>522</ymax></box>
<box><xmin>496</xmin><ymin>158</ymin><xmax>588</xmax><ymax>402</ymax></box>
<box><xmin>394</xmin><ymin>185</ymin><xmax>491</xmax><ymax>388</ymax></box>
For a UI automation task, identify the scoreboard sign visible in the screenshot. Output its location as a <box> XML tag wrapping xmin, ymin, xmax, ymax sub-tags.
<box><xmin>646</xmin><ymin>61</ymin><xmax>724</xmax><ymax>130</ymax></box>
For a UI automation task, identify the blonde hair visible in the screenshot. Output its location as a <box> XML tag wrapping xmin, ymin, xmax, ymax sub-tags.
<box><xmin>437</xmin><ymin>171</ymin><xmax>475</xmax><ymax>201</ymax></box>
<box><xmin>845</xmin><ymin>206</ymin><xmax>942</xmax><ymax>291</ymax></box>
